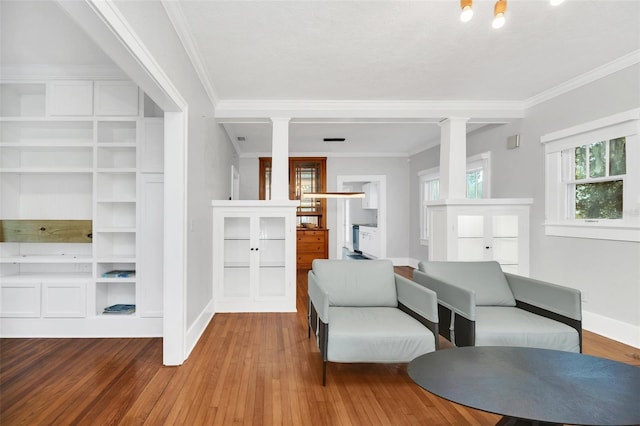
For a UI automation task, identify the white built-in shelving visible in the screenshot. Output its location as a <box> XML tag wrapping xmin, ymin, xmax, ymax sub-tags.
<box><xmin>0</xmin><ymin>79</ymin><xmax>164</xmax><ymax>336</ymax></box>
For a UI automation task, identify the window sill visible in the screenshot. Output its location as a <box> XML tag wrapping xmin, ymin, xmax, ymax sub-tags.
<box><xmin>544</xmin><ymin>221</ymin><xmax>640</xmax><ymax>242</ymax></box>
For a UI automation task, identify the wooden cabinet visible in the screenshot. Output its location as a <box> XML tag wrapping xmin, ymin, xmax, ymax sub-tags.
<box><xmin>296</xmin><ymin>229</ymin><xmax>328</xmax><ymax>270</ymax></box>
<box><xmin>212</xmin><ymin>200</ymin><xmax>298</xmax><ymax>312</ymax></box>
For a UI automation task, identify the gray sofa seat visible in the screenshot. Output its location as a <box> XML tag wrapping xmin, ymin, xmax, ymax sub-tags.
<box><xmin>328</xmin><ymin>306</ymin><xmax>436</xmax><ymax>363</ymax></box>
<box><xmin>308</xmin><ymin>259</ymin><xmax>439</xmax><ymax>385</ymax></box>
<box><xmin>412</xmin><ymin>260</ymin><xmax>582</xmax><ymax>353</ymax></box>
<box><xmin>475</xmin><ymin>307</ymin><xmax>580</xmax><ymax>352</ymax></box>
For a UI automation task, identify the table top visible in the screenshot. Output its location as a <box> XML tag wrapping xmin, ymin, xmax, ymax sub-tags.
<box><xmin>408</xmin><ymin>346</ymin><xmax>640</xmax><ymax>425</ymax></box>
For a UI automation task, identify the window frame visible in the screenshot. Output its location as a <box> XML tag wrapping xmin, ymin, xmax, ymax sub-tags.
<box><xmin>418</xmin><ymin>152</ymin><xmax>492</xmax><ymax>245</ymax></box>
<box><xmin>541</xmin><ymin>108</ymin><xmax>640</xmax><ymax>242</ymax></box>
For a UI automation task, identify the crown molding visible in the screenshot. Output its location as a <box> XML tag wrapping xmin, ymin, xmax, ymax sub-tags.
<box><xmin>238</xmin><ymin>150</ymin><xmax>410</xmax><ymax>159</ymax></box>
<box><xmin>524</xmin><ymin>49</ymin><xmax>640</xmax><ymax>109</ymax></box>
<box><xmin>162</xmin><ymin>0</ymin><xmax>220</xmax><ymax>108</ymax></box>
<box><xmin>0</xmin><ymin>64</ymin><xmax>127</xmax><ymax>81</ymax></box>
<box><xmin>215</xmin><ymin>99</ymin><xmax>526</xmax><ymax>120</ymax></box>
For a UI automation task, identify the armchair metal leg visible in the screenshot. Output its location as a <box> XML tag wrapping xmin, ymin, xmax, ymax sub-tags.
<box><xmin>322</xmin><ymin>360</ymin><xmax>327</xmax><ymax>386</ymax></box>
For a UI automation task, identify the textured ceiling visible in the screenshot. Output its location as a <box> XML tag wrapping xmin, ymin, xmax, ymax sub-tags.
<box><xmin>2</xmin><ymin>0</ymin><xmax>639</xmax><ymax>156</ymax></box>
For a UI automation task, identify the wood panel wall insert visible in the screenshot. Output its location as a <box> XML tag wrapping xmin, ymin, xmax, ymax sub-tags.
<box><xmin>0</xmin><ymin>220</ymin><xmax>92</xmax><ymax>243</ymax></box>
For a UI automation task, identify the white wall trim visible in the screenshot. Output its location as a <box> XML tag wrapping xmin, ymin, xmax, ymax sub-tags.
<box><xmin>239</xmin><ymin>151</ymin><xmax>411</xmax><ymax>159</ymax></box>
<box><xmin>83</xmin><ymin>0</ymin><xmax>188</xmax><ymax>111</ymax></box>
<box><xmin>185</xmin><ymin>300</ymin><xmax>215</xmax><ymax>359</ymax></box>
<box><xmin>161</xmin><ymin>0</ymin><xmax>220</xmax><ymax>107</ymax></box>
<box><xmin>215</xmin><ymin>100</ymin><xmax>526</xmax><ymax>120</ymax></box>
<box><xmin>525</xmin><ymin>49</ymin><xmax>640</xmax><ymax>109</ymax></box>
<box><xmin>0</xmin><ymin>64</ymin><xmax>128</xmax><ymax>80</ymax></box>
<box><xmin>583</xmin><ymin>310</ymin><xmax>640</xmax><ymax>349</ymax></box>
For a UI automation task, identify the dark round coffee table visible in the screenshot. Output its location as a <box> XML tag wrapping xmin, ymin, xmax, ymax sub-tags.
<box><xmin>408</xmin><ymin>346</ymin><xmax>640</xmax><ymax>426</ymax></box>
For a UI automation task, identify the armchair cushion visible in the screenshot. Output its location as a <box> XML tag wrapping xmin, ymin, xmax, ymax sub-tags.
<box><xmin>328</xmin><ymin>307</ymin><xmax>436</xmax><ymax>362</ymax></box>
<box><xmin>311</xmin><ymin>258</ymin><xmax>397</xmax><ymax>307</ymax></box>
<box><xmin>418</xmin><ymin>261</ymin><xmax>516</xmax><ymax>307</ymax></box>
<box><xmin>475</xmin><ymin>307</ymin><xmax>580</xmax><ymax>352</ymax></box>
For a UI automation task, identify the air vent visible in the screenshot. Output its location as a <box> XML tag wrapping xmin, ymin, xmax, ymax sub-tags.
<box><xmin>237</xmin><ymin>136</ymin><xmax>246</xmax><ymax>142</ymax></box>
<box><xmin>323</xmin><ymin>138</ymin><xmax>345</xmax><ymax>142</ymax></box>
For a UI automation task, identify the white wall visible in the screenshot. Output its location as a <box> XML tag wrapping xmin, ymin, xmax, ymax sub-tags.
<box><xmin>113</xmin><ymin>2</ymin><xmax>238</xmax><ymax>341</ymax></box>
<box><xmin>409</xmin><ymin>65</ymin><xmax>640</xmax><ymax>346</ymax></box>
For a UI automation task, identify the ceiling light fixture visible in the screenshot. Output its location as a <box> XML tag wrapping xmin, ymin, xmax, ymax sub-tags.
<box><xmin>492</xmin><ymin>0</ymin><xmax>507</xmax><ymax>29</ymax></box>
<box><xmin>550</xmin><ymin>0</ymin><xmax>564</xmax><ymax>5</ymax></box>
<box><xmin>460</xmin><ymin>0</ymin><xmax>473</xmax><ymax>22</ymax></box>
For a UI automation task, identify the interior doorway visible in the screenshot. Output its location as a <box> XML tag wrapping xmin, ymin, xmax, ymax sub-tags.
<box><xmin>335</xmin><ymin>175</ymin><xmax>387</xmax><ymax>259</ymax></box>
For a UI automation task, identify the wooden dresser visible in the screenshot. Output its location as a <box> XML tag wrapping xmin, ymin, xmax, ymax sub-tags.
<box><xmin>296</xmin><ymin>229</ymin><xmax>328</xmax><ymax>270</ymax></box>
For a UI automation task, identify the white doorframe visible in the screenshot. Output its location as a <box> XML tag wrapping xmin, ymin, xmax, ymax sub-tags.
<box><xmin>336</xmin><ymin>175</ymin><xmax>387</xmax><ymax>259</ymax></box>
<box><xmin>56</xmin><ymin>0</ymin><xmax>189</xmax><ymax>365</ymax></box>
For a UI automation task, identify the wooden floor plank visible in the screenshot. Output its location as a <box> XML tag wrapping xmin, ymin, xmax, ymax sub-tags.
<box><xmin>2</xmin><ymin>266</ymin><xmax>639</xmax><ymax>425</ymax></box>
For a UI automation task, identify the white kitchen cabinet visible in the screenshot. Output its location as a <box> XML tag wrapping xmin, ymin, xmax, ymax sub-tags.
<box><xmin>362</xmin><ymin>182</ymin><xmax>379</xmax><ymax>209</ymax></box>
<box><xmin>358</xmin><ymin>225</ymin><xmax>380</xmax><ymax>258</ymax></box>
<box><xmin>212</xmin><ymin>200</ymin><xmax>298</xmax><ymax>312</ymax></box>
<box><xmin>427</xmin><ymin>199</ymin><xmax>532</xmax><ymax>275</ymax></box>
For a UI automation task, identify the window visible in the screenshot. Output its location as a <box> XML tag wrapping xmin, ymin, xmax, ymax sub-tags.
<box><xmin>563</xmin><ymin>138</ymin><xmax>625</xmax><ymax>219</ymax></box>
<box><xmin>418</xmin><ymin>152</ymin><xmax>491</xmax><ymax>244</ymax></box>
<box><xmin>541</xmin><ymin>109</ymin><xmax>640</xmax><ymax>242</ymax></box>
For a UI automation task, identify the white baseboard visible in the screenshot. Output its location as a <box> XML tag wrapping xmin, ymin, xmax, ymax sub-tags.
<box><xmin>185</xmin><ymin>299</ymin><xmax>215</xmax><ymax>359</ymax></box>
<box><xmin>582</xmin><ymin>310</ymin><xmax>640</xmax><ymax>349</ymax></box>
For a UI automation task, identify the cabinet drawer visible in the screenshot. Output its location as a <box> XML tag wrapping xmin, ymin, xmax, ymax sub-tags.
<box><xmin>297</xmin><ymin>242</ymin><xmax>325</xmax><ymax>252</ymax></box>
<box><xmin>297</xmin><ymin>231</ymin><xmax>326</xmax><ymax>242</ymax></box>
<box><xmin>297</xmin><ymin>253</ymin><xmax>326</xmax><ymax>266</ymax></box>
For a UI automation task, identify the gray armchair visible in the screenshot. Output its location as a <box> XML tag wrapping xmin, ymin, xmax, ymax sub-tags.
<box><xmin>308</xmin><ymin>259</ymin><xmax>439</xmax><ymax>385</ymax></box>
<box><xmin>412</xmin><ymin>261</ymin><xmax>582</xmax><ymax>353</ymax></box>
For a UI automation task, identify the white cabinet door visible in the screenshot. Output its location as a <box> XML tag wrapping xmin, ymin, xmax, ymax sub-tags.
<box><xmin>362</xmin><ymin>182</ymin><xmax>379</xmax><ymax>209</ymax></box>
<box><xmin>0</xmin><ymin>282</ymin><xmax>40</xmax><ymax>317</ymax></box>
<box><xmin>213</xmin><ymin>201</ymin><xmax>297</xmax><ymax>312</ymax></box>
<box><xmin>42</xmin><ymin>282</ymin><xmax>87</xmax><ymax>318</ymax></box>
<box><xmin>137</xmin><ymin>174</ymin><xmax>164</xmax><ymax>317</ymax></box>
<box><xmin>359</xmin><ymin>226</ymin><xmax>379</xmax><ymax>258</ymax></box>
<box><xmin>140</xmin><ymin>119</ymin><xmax>164</xmax><ymax>173</ymax></box>
<box><xmin>47</xmin><ymin>81</ymin><xmax>93</xmax><ymax>116</ymax></box>
<box><xmin>428</xmin><ymin>201</ymin><xmax>531</xmax><ymax>276</ymax></box>
<box><xmin>94</xmin><ymin>81</ymin><xmax>139</xmax><ymax>116</ymax></box>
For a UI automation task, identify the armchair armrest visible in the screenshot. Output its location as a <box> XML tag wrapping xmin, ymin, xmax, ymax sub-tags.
<box><xmin>506</xmin><ymin>273</ymin><xmax>582</xmax><ymax>321</ymax></box>
<box><xmin>395</xmin><ymin>273</ymin><xmax>438</xmax><ymax>323</ymax></box>
<box><xmin>308</xmin><ymin>270</ymin><xmax>330</xmax><ymax>323</ymax></box>
<box><xmin>412</xmin><ymin>269</ymin><xmax>476</xmax><ymax>321</ymax></box>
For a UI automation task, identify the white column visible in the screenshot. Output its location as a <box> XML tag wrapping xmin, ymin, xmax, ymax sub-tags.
<box><xmin>270</xmin><ymin>117</ymin><xmax>290</xmax><ymax>200</ymax></box>
<box><xmin>439</xmin><ymin>117</ymin><xmax>469</xmax><ymax>199</ymax></box>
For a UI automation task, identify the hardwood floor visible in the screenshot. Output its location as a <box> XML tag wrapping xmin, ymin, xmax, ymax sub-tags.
<box><xmin>1</xmin><ymin>267</ymin><xmax>638</xmax><ymax>425</ymax></box>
